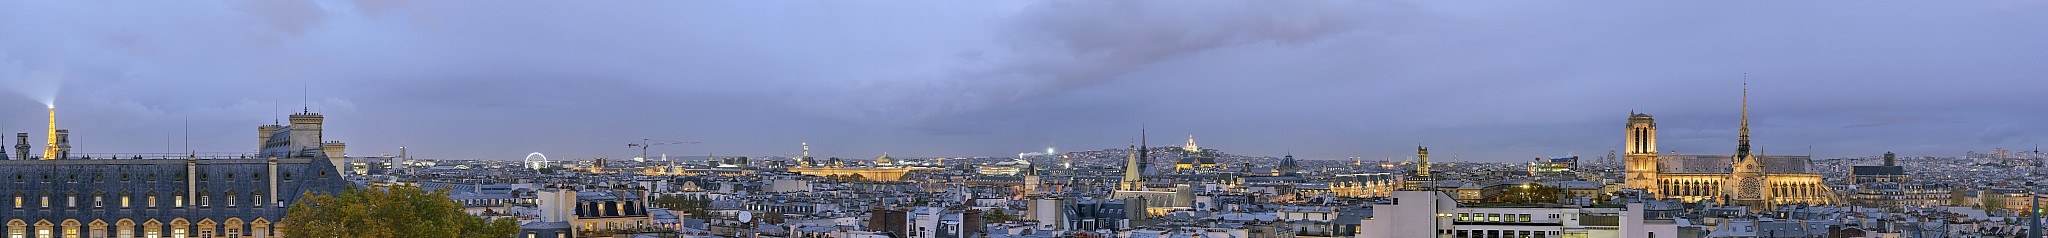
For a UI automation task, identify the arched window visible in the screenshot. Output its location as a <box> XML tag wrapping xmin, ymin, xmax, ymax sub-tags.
<box><xmin>115</xmin><ymin>219</ymin><xmax>133</xmax><ymax>238</ymax></box>
<box><xmin>7</xmin><ymin>219</ymin><xmax>24</xmax><ymax>238</ymax></box>
<box><xmin>222</xmin><ymin>218</ymin><xmax>241</xmax><ymax>238</ymax></box>
<box><xmin>194</xmin><ymin>219</ymin><xmax>214</xmax><ymax>238</ymax></box>
<box><xmin>168</xmin><ymin>219</ymin><xmax>188</xmax><ymax>238</ymax></box>
<box><xmin>142</xmin><ymin>219</ymin><xmax>161</xmax><ymax>238</ymax></box>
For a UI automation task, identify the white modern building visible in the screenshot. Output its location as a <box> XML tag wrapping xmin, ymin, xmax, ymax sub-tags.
<box><xmin>1358</xmin><ymin>191</ymin><xmax>1684</xmax><ymax>238</ymax></box>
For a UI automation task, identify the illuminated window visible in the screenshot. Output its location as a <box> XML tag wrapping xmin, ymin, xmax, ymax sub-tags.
<box><xmin>120</xmin><ymin>197</ymin><xmax>128</xmax><ymax>208</ymax></box>
<box><xmin>173</xmin><ymin>195</ymin><xmax>182</xmax><ymax>208</ymax></box>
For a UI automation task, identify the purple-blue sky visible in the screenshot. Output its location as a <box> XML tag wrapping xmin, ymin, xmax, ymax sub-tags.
<box><xmin>1</xmin><ymin>1</ymin><xmax>2045</xmax><ymax>162</ymax></box>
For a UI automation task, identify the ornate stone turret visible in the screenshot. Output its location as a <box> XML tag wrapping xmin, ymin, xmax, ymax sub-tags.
<box><xmin>1416</xmin><ymin>146</ymin><xmax>1430</xmax><ymax>178</ymax></box>
<box><xmin>260</xmin><ymin>110</ymin><xmax>328</xmax><ymax>158</ymax></box>
<box><xmin>53</xmin><ymin>129</ymin><xmax>68</xmax><ymax>159</ymax></box>
<box><xmin>12</xmin><ymin>133</ymin><xmax>26</xmax><ymax>160</ymax></box>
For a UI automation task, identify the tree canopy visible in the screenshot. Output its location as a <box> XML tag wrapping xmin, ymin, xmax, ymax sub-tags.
<box><xmin>281</xmin><ymin>186</ymin><xmax>520</xmax><ymax>238</ymax></box>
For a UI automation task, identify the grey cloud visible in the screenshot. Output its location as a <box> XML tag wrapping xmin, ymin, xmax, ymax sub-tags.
<box><xmin>791</xmin><ymin>0</ymin><xmax>1401</xmax><ymax>123</ymax></box>
<box><xmin>0</xmin><ymin>1</ymin><xmax>2044</xmax><ymax>161</ymax></box>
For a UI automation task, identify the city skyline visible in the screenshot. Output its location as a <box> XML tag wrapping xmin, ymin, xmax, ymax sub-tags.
<box><xmin>2</xmin><ymin>1</ymin><xmax>2045</xmax><ymax>161</ymax></box>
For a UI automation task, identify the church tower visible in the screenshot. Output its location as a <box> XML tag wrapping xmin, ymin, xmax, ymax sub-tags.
<box><xmin>1120</xmin><ymin>143</ymin><xmax>1145</xmax><ymax>191</ymax></box>
<box><xmin>1624</xmin><ymin>112</ymin><xmax>1660</xmax><ymax>196</ymax></box>
<box><xmin>1416</xmin><ymin>146</ymin><xmax>1430</xmax><ymax>178</ymax></box>
<box><xmin>1728</xmin><ymin>80</ymin><xmax>1770</xmax><ymax>209</ymax></box>
<box><xmin>1120</xmin><ymin>129</ymin><xmax>1149</xmax><ymax>191</ymax></box>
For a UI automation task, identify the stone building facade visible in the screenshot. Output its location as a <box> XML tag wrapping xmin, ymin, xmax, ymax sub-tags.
<box><xmin>1</xmin><ymin>112</ymin><xmax>349</xmax><ymax>238</ymax></box>
<box><xmin>1620</xmin><ymin>87</ymin><xmax>1839</xmax><ymax>210</ymax></box>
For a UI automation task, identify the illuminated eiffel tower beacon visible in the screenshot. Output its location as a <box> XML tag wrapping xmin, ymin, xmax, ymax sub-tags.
<box><xmin>43</xmin><ymin>105</ymin><xmax>57</xmax><ymax>160</ymax></box>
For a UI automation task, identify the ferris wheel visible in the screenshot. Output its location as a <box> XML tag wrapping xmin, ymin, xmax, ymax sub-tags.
<box><xmin>524</xmin><ymin>152</ymin><xmax>552</xmax><ymax>170</ymax></box>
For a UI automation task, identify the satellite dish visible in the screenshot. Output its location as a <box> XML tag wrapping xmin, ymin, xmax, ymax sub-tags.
<box><xmin>739</xmin><ymin>211</ymin><xmax>754</xmax><ymax>223</ymax></box>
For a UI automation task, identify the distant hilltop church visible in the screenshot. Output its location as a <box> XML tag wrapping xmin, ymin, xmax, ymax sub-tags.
<box><xmin>1172</xmin><ymin>135</ymin><xmax>1219</xmax><ymax>171</ymax></box>
<box><xmin>1622</xmin><ymin>83</ymin><xmax>1840</xmax><ymax>210</ymax></box>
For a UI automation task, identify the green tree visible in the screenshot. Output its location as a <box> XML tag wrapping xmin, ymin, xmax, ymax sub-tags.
<box><xmin>1952</xmin><ymin>189</ymin><xmax>1974</xmax><ymax>207</ymax></box>
<box><xmin>282</xmin><ymin>186</ymin><xmax>520</xmax><ymax>238</ymax></box>
<box><xmin>1983</xmin><ymin>192</ymin><xmax>2008</xmax><ymax>212</ymax></box>
<box><xmin>983</xmin><ymin>209</ymin><xmax>1017</xmax><ymax>223</ymax></box>
<box><xmin>651</xmin><ymin>194</ymin><xmax>715</xmax><ymax>219</ymax></box>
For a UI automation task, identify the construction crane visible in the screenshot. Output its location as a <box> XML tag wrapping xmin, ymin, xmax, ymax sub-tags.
<box><xmin>628</xmin><ymin>139</ymin><xmax>700</xmax><ymax>163</ymax></box>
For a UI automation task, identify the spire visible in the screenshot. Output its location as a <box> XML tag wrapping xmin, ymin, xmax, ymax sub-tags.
<box><xmin>1138</xmin><ymin>126</ymin><xmax>1149</xmax><ymax>171</ymax></box>
<box><xmin>1737</xmin><ymin>74</ymin><xmax>1752</xmax><ymax>160</ymax></box>
<box><xmin>1121</xmin><ymin>138</ymin><xmax>1144</xmax><ymax>191</ymax></box>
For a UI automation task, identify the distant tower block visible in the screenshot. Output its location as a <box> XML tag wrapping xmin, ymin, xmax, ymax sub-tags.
<box><xmin>1623</xmin><ymin>112</ymin><xmax>1660</xmax><ymax>195</ymax></box>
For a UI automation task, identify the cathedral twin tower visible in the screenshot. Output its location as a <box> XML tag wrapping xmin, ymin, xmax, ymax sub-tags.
<box><xmin>1621</xmin><ymin>83</ymin><xmax>1837</xmax><ymax>209</ymax></box>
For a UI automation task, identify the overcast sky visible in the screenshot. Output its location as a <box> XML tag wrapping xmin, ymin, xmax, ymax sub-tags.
<box><xmin>1</xmin><ymin>1</ymin><xmax>2044</xmax><ymax>162</ymax></box>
